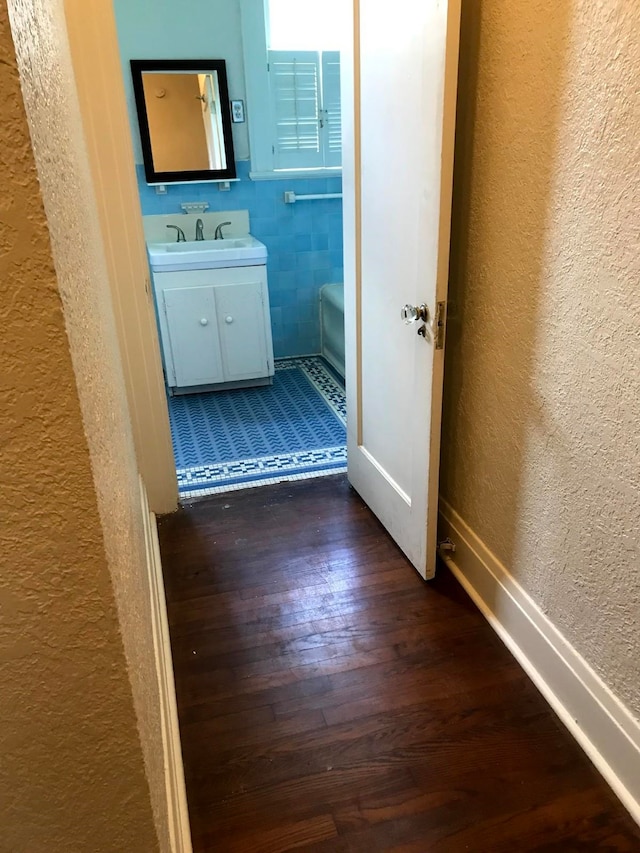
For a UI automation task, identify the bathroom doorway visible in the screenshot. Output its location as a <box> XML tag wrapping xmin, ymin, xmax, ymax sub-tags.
<box><xmin>69</xmin><ymin>0</ymin><xmax>459</xmax><ymax>572</ymax></box>
<box><xmin>112</xmin><ymin>0</ymin><xmax>349</xmax><ymax>499</ymax></box>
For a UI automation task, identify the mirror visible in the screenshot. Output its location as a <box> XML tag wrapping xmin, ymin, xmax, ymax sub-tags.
<box><xmin>131</xmin><ymin>59</ymin><xmax>236</xmax><ymax>184</ymax></box>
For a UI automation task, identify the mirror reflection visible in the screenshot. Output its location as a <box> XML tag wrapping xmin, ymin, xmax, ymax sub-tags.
<box><xmin>141</xmin><ymin>72</ymin><xmax>226</xmax><ymax>173</ymax></box>
<box><xmin>131</xmin><ymin>60</ymin><xmax>236</xmax><ymax>183</ymax></box>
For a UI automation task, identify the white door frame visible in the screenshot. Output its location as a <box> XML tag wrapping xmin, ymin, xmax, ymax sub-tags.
<box><xmin>63</xmin><ymin>0</ymin><xmax>178</xmax><ymax>515</ymax></box>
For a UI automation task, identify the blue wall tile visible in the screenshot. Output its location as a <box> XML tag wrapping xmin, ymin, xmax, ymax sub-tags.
<box><xmin>295</xmin><ymin>253</ymin><xmax>313</xmax><ymax>271</ymax></box>
<box><xmin>312</xmin><ymin>233</ymin><xmax>329</xmax><ymax>251</ymax></box>
<box><xmin>295</xmin><ymin>234</ymin><xmax>312</xmax><ymax>252</ymax></box>
<box><xmin>314</xmin><ymin>268</ymin><xmax>333</xmax><ymax>286</ymax></box>
<box><xmin>137</xmin><ymin>161</ymin><xmax>343</xmax><ymax>358</ymax></box>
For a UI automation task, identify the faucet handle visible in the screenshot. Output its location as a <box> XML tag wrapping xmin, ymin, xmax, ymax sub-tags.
<box><xmin>166</xmin><ymin>224</ymin><xmax>186</xmax><ymax>242</ymax></box>
<box><xmin>214</xmin><ymin>221</ymin><xmax>232</xmax><ymax>240</ymax></box>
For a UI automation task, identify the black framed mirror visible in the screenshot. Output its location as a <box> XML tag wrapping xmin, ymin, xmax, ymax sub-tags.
<box><xmin>131</xmin><ymin>59</ymin><xmax>237</xmax><ymax>184</ymax></box>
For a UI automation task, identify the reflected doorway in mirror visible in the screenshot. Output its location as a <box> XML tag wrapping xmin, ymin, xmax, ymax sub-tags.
<box><xmin>131</xmin><ymin>59</ymin><xmax>237</xmax><ymax>184</ymax></box>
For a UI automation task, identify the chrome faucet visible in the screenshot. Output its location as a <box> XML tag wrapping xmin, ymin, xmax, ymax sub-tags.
<box><xmin>214</xmin><ymin>221</ymin><xmax>231</xmax><ymax>240</ymax></box>
<box><xmin>195</xmin><ymin>218</ymin><xmax>204</xmax><ymax>241</ymax></box>
<box><xmin>166</xmin><ymin>224</ymin><xmax>186</xmax><ymax>242</ymax></box>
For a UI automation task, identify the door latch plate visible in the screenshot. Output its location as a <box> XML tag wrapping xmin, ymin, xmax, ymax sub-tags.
<box><xmin>434</xmin><ymin>301</ymin><xmax>447</xmax><ymax>350</ymax></box>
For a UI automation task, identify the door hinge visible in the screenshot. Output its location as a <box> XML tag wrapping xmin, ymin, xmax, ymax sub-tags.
<box><xmin>434</xmin><ymin>300</ymin><xmax>447</xmax><ymax>350</ymax></box>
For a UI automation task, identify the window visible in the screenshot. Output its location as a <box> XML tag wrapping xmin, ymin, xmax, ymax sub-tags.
<box><xmin>268</xmin><ymin>0</ymin><xmax>344</xmax><ymax>50</ymax></box>
<box><xmin>269</xmin><ymin>50</ymin><xmax>341</xmax><ymax>170</ymax></box>
<box><xmin>240</xmin><ymin>0</ymin><xmax>344</xmax><ymax>178</ymax></box>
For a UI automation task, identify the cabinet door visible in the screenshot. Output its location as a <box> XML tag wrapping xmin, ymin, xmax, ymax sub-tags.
<box><xmin>215</xmin><ymin>281</ymin><xmax>270</xmax><ymax>381</ymax></box>
<box><xmin>163</xmin><ymin>286</ymin><xmax>224</xmax><ymax>387</ymax></box>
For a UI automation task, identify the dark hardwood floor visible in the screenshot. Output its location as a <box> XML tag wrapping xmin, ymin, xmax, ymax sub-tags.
<box><xmin>158</xmin><ymin>475</ymin><xmax>640</xmax><ymax>852</ymax></box>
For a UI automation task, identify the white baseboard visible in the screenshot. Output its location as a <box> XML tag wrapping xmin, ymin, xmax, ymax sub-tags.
<box><xmin>438</xmin><ymin>499</ymin><xmax>640</xmax><ymax>827</ymax></box>
<box><xmin>140</xmin><ymin>479</ymin><xmax>193</xmax><ymax>853</ymax></box>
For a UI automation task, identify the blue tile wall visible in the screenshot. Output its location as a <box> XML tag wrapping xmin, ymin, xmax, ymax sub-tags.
<box><xmin>136</xmin><ymin>161</ymin><xmax>343</xmax><ymax>358</ymax></box>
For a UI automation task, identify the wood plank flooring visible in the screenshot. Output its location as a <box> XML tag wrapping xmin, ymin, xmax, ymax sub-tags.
<box><xmin>158</xmin><ymin>475</ymin><xmax>640</xmax><ymax>852</ymax></box>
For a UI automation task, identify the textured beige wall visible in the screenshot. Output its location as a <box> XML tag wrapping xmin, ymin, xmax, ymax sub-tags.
<box><xmin>442</xmin><ymin>0</ymin><xmax>640</xmax><ymax>716</ymax></box>
<box><xmin>2</xmin><ymin>1</ymin><xmax>169</xmax><ymax>849</ymax></box>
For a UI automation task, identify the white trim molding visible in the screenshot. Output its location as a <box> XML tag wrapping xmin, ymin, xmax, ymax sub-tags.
<box><xmin>438</xmin><ymin>498</ymin><xmax>640</xmax><ymax>828</ymax></box>
<box><xmin>140</xmin><ymin>479</ymin><xmax>193</xmax><ymax>853</ymax></box>
<box><xmin>239</xmin><ymin>0</ymin><xmax>273</xmax><ymax>174</ymax></box>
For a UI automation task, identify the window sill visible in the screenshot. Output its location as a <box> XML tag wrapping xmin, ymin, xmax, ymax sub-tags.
<box><xmin>249</xmin><ymin>168</ymin><xmax>342</xmax><ymax>182</ymax></box>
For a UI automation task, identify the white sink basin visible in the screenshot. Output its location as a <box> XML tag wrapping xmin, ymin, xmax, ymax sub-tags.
<box><xmin>148</xmin><ymin>235</ymin><xmax>267</xmax><ymax>271</ymax></box>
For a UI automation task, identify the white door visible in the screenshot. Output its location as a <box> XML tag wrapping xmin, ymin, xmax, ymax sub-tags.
<box><xmin>342</xmin><ymin>0</ymin><xmax>461</xmax><ymax>579</ymax></box>
<box><xmin>198</xmin><ymin>73</ymin><xmax>224</xmax><ymax>170</ymax></box>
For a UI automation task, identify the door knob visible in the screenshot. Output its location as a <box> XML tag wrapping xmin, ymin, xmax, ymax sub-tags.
<box><xmin>200</xmin><ymin>318</ymin><xmax>208</xmax><ymax>326</ymax></box>
<box><xmin>401</xmin><ymin>304</ymin><xmax>429</xmax><ymax>324</ymax></box>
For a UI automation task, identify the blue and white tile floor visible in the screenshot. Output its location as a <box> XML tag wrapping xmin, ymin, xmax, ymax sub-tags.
<box><xmin>167</xmin><ymin>357</ymin><xmax>347</xmax><ymax>498</ymax></box>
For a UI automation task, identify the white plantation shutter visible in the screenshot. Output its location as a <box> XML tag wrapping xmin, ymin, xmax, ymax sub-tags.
<box><xmin>321</xmin><ymin>51</ymin><xmax>342</xmax><ymax>167</ymax></box>
<box><xmin>269</xmin><ymin>50</ymin><xmax>324</xmax><ymax>169</ymax></box>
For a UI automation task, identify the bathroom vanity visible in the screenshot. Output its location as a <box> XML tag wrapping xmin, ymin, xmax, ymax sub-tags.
<box><xmin>147</xmin><ymin>226</ymin><xmax>274</xmax><ymax>395</ymax></box>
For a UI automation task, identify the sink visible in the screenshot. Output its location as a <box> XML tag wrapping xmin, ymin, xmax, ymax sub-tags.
<box><xmin>148</xmin><ymin>235</ymin><xmax>267</xmax><ymax>271</ymax></box>
<box><xmin>165</xmin><ymin>238</ymin><xmax>252</xmax><ymax>253</ymax></box>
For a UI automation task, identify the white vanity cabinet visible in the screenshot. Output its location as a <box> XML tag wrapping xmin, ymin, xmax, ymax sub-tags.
<box><xmin>153</xmin><ymin>264</ymin><xmax>274</xmax><ymax>394</ymax></box>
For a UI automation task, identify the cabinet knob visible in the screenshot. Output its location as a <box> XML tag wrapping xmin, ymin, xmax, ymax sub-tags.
<box><xmin>200</xmin><ymin>318</ymin><xmax>208</xmax><ymax>326</ymax></box>
<box><xmin>225</xmin><ymin>315</ymin><xmax>234</xmax><ymax>324</ymax></box>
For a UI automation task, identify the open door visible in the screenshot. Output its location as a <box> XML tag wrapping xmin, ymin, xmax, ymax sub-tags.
<box><xmin>342</xmin><ymin>0</ymin><xmax>461</xmax><ymax>579</ymax></box>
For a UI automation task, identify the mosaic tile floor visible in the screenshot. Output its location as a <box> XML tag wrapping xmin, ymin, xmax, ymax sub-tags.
<box><xmin>167</xmin><ymin>357</ymin><xmax>347</xmax><ymax>498</ymax></box>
